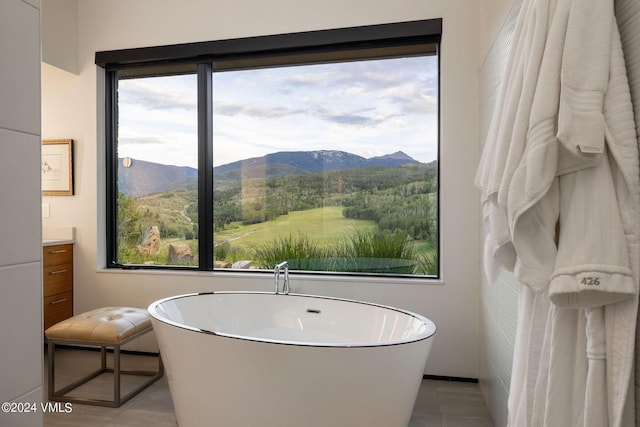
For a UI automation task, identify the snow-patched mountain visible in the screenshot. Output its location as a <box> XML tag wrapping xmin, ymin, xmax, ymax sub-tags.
<box><xmin>212</xmin><ymin>150</ymin><xmax>420</xmax><ymax>180</ymax></box>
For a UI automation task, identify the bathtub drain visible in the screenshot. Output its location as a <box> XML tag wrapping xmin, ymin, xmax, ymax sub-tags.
<box><xmin>306</xmin><ymin>309</ymin><xmax>321</xmax><ymax>314</ymax></box>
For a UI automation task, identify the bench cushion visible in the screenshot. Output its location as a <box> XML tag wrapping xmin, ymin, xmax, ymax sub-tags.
<box><xmin>45</xmin><ymin>307</ymin><xmax>152</xmax><ymax>344</ymax></box>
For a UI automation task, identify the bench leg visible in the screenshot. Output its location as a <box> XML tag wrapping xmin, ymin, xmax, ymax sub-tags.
<box><xmin>47</xmin><ymin>341</ymin><xmax>55</xmax><ymax>402</ymax></box>
<box><xmin>101</xmin><ymin>346</ymin><xmax>107</xmax><ymax>369</ymax></box>
<box><xmin>47</xmin><ymin>341</ymin><xmax>163</xmax><ymax>408</ymax></box>
<box><xmin>114</xmin><ymin>345</ymin><xmax>121</xmax><ymax>405</ymax></box>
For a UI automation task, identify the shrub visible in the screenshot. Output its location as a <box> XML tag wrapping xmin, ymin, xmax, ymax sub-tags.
<box><xmin>214</xmin><ymin>242</ymin><xmax>231</xmax><ymax>261</ymax></box>
<box><xmin>214</xmin><ymin>242</ymin><xmax>249</xmax><ymax>263</ymax></box>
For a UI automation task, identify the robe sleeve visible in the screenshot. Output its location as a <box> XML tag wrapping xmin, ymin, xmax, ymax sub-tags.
<box><xmin>556</xmin><ymin>0</ymin><xmax>611</xmax><ymax>160</ymax></box>
<box><xmin>549</xmin><ymin>15</ymin><xmax>638</xmax><ymax>308</ymax></box>
<box><xmin>549</xmin><ymin>148</ymin><xmax>635</xmax><ymax>308</ymax></box>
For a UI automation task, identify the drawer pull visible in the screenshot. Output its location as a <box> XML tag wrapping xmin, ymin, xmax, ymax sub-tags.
<box><xmin>49</xmin><ymin>298</ymin><xmax>68</xmax><ymax>305</ymax></box>
<box><xmin>49</xmin><ymin>249</ymin><xmax>67</xmax><ymax>254</ymax></box>
<box><xmin>49</xmin><ymin>269</ymin><xmax>68</xmax><ymax>275</ymax></box>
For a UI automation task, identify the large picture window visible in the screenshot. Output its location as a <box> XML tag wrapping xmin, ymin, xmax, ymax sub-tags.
<box><xmin>98</xmin><ymin>19</ymin><xmax>441</xmax><ymax>277</ymax></box>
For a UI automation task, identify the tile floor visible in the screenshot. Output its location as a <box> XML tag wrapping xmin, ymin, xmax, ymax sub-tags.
<box><xmin>43</xmin><ymin>348</ymin><xmax>494</xmax><ymax>427</ymax></box>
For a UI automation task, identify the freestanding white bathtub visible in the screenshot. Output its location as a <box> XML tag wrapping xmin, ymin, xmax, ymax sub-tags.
<box><xmin>148</xmin><ymin>292</ymin><xmax>436</xmax><ymax>427</ymax></box>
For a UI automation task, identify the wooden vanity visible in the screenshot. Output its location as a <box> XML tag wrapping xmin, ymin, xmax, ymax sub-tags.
<box><xmin>43</xmin><ymin>243</ymin><xmax>74</xmax><ymax>330</ymax></box>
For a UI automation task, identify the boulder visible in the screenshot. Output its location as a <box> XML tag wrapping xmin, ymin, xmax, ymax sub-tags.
<box><xmin>232</xmin><ymin>260</ymin><xmax>253</xmax><ymax>269</ymax></box>
<box><xmin>168</xmin><ymin>243</ymin><xmax>194</xmax><ymax>264</ymax></box>
<box><xmin>214</xmin><ymin>260</ymin><xmax>232</xmax><ymax>268</ymax></box>
<box><xmin>136</xmin><ymin>226</ymin><xmax>160</xmax><ymax>256</ymax></box>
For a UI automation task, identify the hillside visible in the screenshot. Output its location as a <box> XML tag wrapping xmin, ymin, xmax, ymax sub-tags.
<box><xmin>119</xmin><ymin>150</ymin><xmax>424</xmax><ymax>197</ymax></box>
<box><xmin>217</xmin><ymin>150</ymin><xmax>356</xmax><ymax>180</ymax></box>
<box><xmin>369</xmin><ymin>151</ymin><xmax>420</xmax><ymax>167</ymax></box>
<box><xmin>213</xmin><ymin>150</ymin><xmax>420</xmax><ymax>181</ymax></box>
<box><xmin>118</xmin><ymin>158</ymin><xmax>197</xmax><ymax>197</ymax></box>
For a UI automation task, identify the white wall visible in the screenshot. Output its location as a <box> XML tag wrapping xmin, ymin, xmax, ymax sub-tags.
<box><xmin>0</xmin><ymin>1</ymin><xmax>43</xmax><ymax>426</ymax></box>
<box><xmin>42</xmin><ymin>0</ymin><xmax>482</xmax><ymax>378</ymax></box>
<box><xmin>477</xmin><ymin>0</ymin><xmax>522</xmax><ymax>426</ymax></box>
<box><xmin>41</xmin><ymin>0</ymin><xmax>78</xmax><ymax>75</ymax></box>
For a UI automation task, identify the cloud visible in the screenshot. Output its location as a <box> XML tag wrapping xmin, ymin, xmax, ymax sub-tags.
<box><xmin>278</xmin><ymin>62</ymin><xmax>410</xmax><ymax>94</ymax></box>
<box><xmin>211</xmin><ymin>55</ymin><xmax>437</xmax><ymax>129</ymax></box>
<box><xmin>336</xmin><ymin>71</ymin><xmax>401</xmax><ymax>91</ymax></box>
<box><xmin>389</xmin><ymin>88</ymin><xmax>438</xmax><ymax>116</ymax></box>
<box><xmin>322</xmin><ymin>112</ymin><xmax>378</xmax><ymax>126</ymax></box>
<box><xmin>284</xmin><ymin>73</ymin><xmax>329</xmax><ymax>87</ymax></box>
<box><xmin>213</xmin><ymin>96</ymin><xmax>391</xmax><ymax>128</ymax></box>
<box><xmin>119</xmin><ymin>136</ymin><xmax>165</xmax><ymax>146</ymax></box>
<box><xmin>312</xmin><ymin>106</ymin><xmax>399</xmax><ymax>127</ymax></box>
<box><xmin>214</xmin><ymin>100</ymin><xmax>303</xmax><ymax>119</ymax></box>
<box><xmin>119</xmin><ymin>79</ymin><xmax>197</xmax><ymax>111</ymax></box>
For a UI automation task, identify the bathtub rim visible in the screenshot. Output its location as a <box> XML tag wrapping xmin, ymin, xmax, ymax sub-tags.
<box><xmin>148</xmin><ymin>291</ymin><xmax>436</xmax><ymax>348</ymax></box>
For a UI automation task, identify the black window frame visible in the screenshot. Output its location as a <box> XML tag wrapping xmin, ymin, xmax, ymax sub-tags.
<box><xmin>97</xmin><ymin>18</ymin><xmax>442</xmax><ymax>275</ymax></box>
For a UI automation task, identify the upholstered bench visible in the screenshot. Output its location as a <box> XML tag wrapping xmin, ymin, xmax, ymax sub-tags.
<box><xmin>45</xmin><ymin>307</ymin><xmax>163</xmax><ymax>407</ymax></box>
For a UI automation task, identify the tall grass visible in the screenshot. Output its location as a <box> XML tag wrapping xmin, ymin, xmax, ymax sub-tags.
<box><xmin>252</xmin><ymin>230</ymin><xmax>421</xmax><ymax>274</ymax></box>
<box><xmin>341</xmin><ymin>229</ymin><xmax>414</xmax><ymax>259</ymax></box>
<box><xmin>252</xmin><ymin>234</ymin><xmax>329</xmax><ymax>270</ymax></box>
<box><xmin>414</xmin><ymin>250</ymin><xmax>438</xmax><ymax>275</ymax></box>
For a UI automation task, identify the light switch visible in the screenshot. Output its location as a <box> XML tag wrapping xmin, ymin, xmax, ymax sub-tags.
<box><xmin>42</xmin><ymin>203</ymin><xmax>50</xmax><ymax>218</ymax></box>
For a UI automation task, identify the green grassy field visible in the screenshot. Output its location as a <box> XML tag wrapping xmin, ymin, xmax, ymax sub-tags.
<box><xmin>214</xmin><ymin>206</ymin><xmax>379</xmax><ymax>250</ymax></box>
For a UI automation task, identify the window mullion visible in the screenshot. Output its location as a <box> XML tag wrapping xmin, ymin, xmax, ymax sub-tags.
<box><xmin>197</xmin><ymin>63</ymin><xmax>214</xmax><ymax>270</ymax></box>
<box><xmin>105</xmin><ymin>69</ymin><xmax>119</xmax><ymax>267</ymax></box>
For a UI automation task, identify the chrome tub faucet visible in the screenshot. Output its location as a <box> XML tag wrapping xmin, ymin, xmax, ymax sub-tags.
<box><xmin>274</xmin><ymin>261</ymin><xmax>289</xmax><ymax>294</ymax></box>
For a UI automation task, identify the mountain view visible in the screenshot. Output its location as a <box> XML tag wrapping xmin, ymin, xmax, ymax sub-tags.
<box><xmin>118</xmin><ymin>159</ymin><xmax>197</xmax><ymax>198</ymax></box>
<box><xmin>116</xmin><ymin>149</ymin><xmax>438</xmax><ymax>275</ymax></box>
<box><xmin>118</xmin><ymin>150</ymin><xmax>421</xmax><ymax>197</ymax></box>
<box><xmin>112</xmin><ymin>51</ymin><xmax>439</xmax><ymax>274</ymax></box>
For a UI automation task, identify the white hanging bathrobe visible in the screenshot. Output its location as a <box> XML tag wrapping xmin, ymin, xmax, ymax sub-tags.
<box><xmin>476</xmin><ymin>0</ymin><xmax>640</xmax><ymax>425</ymax></box>
<box><xmin>613</xmin><ymin>0</ymin><xmax>640</xmax><ymax>424</ymax></box>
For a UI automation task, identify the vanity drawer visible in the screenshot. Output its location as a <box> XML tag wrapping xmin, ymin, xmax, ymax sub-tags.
<box><xmin>43</xmin><ymin>244</ymin><xmax>73</xmax><ymax>267</ymax></box>
<box><xmin>42</xmin><ymin>243</ymin><xmax>74</xmax><ymax>330</ymax></box>
<box><xmin>43</xmin><ymin>263</ymin><xmax>73</xmax><ymax>297</ymax></box>
<box><xmin>44</xmin><ymin>291</ymin><xmax>73</xmax><ymax>330</ymax></box>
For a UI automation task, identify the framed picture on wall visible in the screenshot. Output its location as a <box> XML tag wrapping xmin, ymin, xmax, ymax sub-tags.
<box><xmin>42</xmin><ymin>139</ymin><xmax>74</xmax><ymax>196</ymax></box>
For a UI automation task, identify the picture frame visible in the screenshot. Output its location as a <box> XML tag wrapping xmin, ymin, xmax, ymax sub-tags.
<box><xmin>42</xmin><ymin>139</ymin><xmax>74</xmax><ymax>196</ymax></box>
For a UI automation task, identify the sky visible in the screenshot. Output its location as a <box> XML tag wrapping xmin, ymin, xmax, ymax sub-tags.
<box><xmin>117</xmin><ymin>55</ymin><xmax>438</xmax><ymax>169</ymax></box>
